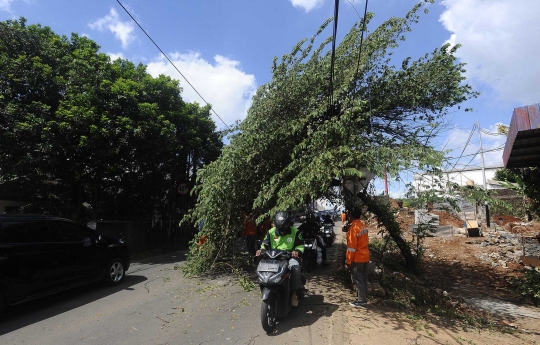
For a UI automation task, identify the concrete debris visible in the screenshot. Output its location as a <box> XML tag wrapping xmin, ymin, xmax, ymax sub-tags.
<box><xmin>475</xmin><ymin>232</ymin><xmax>527</xmax><ymax>266</ymax></box>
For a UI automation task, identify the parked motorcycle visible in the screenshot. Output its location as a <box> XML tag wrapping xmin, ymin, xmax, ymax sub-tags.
<box><xmin>321</xmin><ymin>223</ymin><xmax>336</xmax><ymax>247</ymax></box>
<box><xmin>256</xmin><ymin>248</ymin><xmax>306</xmax><ymax>333</ymax></box>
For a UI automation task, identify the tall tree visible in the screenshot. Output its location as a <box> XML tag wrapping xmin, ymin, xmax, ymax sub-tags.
<box><xmin>186</xmin><ymin>2</ymin><xmax>477</xmax><ymax>274</ymax></box>
<box><xmin>0</xmin><ymin>18</ymin><xmax>222</xmax><ymax>226</ymax></box>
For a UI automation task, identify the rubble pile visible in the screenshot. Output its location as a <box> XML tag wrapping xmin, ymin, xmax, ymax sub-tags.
<box><xmin>474</xmin><ymin>232</ymin><xmax>524</xmax><ymax>268</ymax></box>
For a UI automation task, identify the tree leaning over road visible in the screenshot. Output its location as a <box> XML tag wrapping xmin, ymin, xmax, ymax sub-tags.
<box><xmin>185</xmin><ymin>1</ymin><xmax>478</xmax><ymax>274</ymax></box>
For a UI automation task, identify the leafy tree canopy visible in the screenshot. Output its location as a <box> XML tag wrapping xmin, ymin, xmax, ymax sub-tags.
<box><xmin>185</xmin><ymin>2</ymin><xmax>477</xmax><ymax>274</ymax></box>
<box><xmin>0</xmin><ymin>18</ymin><xmax>222</xmax><ymax>223</ymax></box>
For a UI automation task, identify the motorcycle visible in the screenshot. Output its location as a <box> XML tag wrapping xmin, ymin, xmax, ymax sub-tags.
<box><xmin>300</xmin><ymin>233</ymin><xmax>320</xmax><ymax>273</ymax></box>
<box><xmin>256</xmin><ymin>247</ymin><xmax>306</xmax><ymax>333</ymax></box>
<box><xmin>321</xmin><ymin>223</ymin><xmax>336</xmax><ymax>247</ymax></box>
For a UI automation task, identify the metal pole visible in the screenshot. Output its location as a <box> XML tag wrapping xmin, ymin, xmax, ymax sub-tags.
<box><xmin>477</xmin><ymin>120</ymin><xmax>487</xmax><ymax>190</ymax></box>
<box><xmin>477</xmin><ymin>120</ymin><xmax>490</xmax><ymax>228</ymax></box>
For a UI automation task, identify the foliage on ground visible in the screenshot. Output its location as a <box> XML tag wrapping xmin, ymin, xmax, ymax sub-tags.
<box><xmin>378</xmin><ymin>272</ymin><xmax>500</xmax><ymax>329</ymax></box>
<box><xmin>508</xmin><ymin>269</ymin><xmax>540</xmax><ymax>306</ymax></box>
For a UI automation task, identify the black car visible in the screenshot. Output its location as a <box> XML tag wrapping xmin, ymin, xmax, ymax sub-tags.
<box><xmin>0</xmin><ymin>214</ymin><xmax>130</xmax><ymax>316</ymax></box>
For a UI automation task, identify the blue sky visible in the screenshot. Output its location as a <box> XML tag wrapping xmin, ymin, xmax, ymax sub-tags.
<box><xmin>2</xmin><ymin>0</ymin><xmax>539</xmax><ymax>197</ymax></box>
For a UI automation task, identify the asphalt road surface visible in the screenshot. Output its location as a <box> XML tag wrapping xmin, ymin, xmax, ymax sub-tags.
<box><xmin>0</xmin><ymin>232</ymin><xmax>348</xmax><ymax>345</ymax></box>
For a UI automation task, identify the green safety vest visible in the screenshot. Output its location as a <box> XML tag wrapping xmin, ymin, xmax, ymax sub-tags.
<box><xmin>263</xmin><ymin>226</ymin><xmax>304</xmax><ymax>253</ymax></box>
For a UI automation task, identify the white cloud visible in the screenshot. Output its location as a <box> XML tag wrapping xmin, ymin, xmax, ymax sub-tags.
<box><xmin>146</xmin><ymin>52</ymin><xmax>257</xmax><ymax>129</ymax></box>
<box><xmin>440</xmin><ymin>0</ymin><xmax>540</xmax><ymax>105</ymax></box>
<box><xmin>290</xmin><ymin>0</ymin><xmax>324</xmax><ymax>12</ymax></box>
<box><xmin>88</xmin><ymin>8</ymin><xmax>135</xmax><ymax>49</ymax></box>
<box><xmin>0</xmin><ymin>0</ymin><xmax>14</xmax><ymax>13</ymax></box>
<box><xmin>107</xmin><ymin>52</ymin><xmax>125</xmax><ymax>61</ymax></box>
<box><xmin>0</xmin><ymin>0</ymin><xmax>28</xmax><ymax>16</ymax></box>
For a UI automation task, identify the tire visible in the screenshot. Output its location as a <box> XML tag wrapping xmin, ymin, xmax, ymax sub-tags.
<box><xmin>304</xmin><ymin>251</ymin><xmax>312</xmax><ymax>273</ymax></box>
<box><xmin>104</xmin><ymin>258</ymin><xmax>125</xmax><ymax>286</ymax></box>
<box><xmin>261</xmin><ymin>300</ymin><xmax>276</xmax><ymax>333</ymax></box>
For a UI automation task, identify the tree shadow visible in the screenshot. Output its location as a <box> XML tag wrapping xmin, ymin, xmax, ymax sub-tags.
<box><xmin>0</xmin><ymin>275</ymin><xmax>147</xmax><ymax>335</ymax></box>
<box><xmin>128</xmin><ymin>250</ymin><xmax>188</xmax><ymax>274</ymax></box>
<box><xmin>267</xmin><ymin>294</ymin><xmax>339</xmax><ymax>336</ymax></box>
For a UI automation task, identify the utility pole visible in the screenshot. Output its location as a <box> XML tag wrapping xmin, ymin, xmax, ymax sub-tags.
<box><xmin>477</xmin><ymin>119</ymin><xmax>487</xmax><ymax>189</ymax></box>
<box><xmin>477</xmin><ymin>120</ymin><xmax>490</xmax><ymax>227</ymax></box>
<box><xmin>384</xmin><ymin>170</ymin><xmax>389</xmax><ymax>195</ymax></box>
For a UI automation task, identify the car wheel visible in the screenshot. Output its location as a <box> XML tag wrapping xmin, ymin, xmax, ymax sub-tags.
<box><xmin>104</xmin><ymin>258</ymin><xmax>125</xmax><ymax>286</ymax></box>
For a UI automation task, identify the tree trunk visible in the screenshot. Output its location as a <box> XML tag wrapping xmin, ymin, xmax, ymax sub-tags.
<box><xmin>357</xmin><ymin>192</ymin><xmax>417</xmax><ymax>272</ymax></box>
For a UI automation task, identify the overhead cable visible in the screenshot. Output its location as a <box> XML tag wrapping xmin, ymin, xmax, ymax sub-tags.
<box><xmin>446</xmin><ymin>144</ymin><xmax>505</xmax><ymax>160</ymax></box>
<box><xmin>480</xmin><ymin>128</ymin><xmax>506</xmax><ymax>136</ymax></box>
<box><xmin>352</xmin><ymin>0</ymin><xmax>369</xmax><ymax>89</ymax></box>
<box><xmin>329</xmin><ymin>0</ymin><xmax>340</xmax><ymax>106</ymax></box>
<box><xmin>447</xmin><ymin>124</ymin><xmax>476</xmax><ymax>172</ymax></box>
<box><xmin>115</xmin><ymin>0</ymin><xmax>230</xmax><ymax>129</ymax></box>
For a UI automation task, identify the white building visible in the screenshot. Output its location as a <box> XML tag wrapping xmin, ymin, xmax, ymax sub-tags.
<box><xmin>413</xmin><ymin>165</ymin><xmax>505</xmax><ymax>193</ymax></box>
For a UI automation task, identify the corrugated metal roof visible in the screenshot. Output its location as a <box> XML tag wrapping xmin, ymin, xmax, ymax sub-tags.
<box><xmin>503</xmin><ymin>103</ymin><xmax>540</xmax><ymax>168</ymax></box>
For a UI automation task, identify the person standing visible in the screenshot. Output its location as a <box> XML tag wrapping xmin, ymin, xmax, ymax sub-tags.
<box><xmin>345</xmin><ymin>206</ymin><xmax>370</xmax><ymax>308</ymax></box>
<box><xmin>243</xmin><ymin>214</ymin><xmax>258</xmax><ymax>257</ymax></box>
<box><xmin>258</xmin><ymin>217</ymin><xmax>272</xmax><ymax>241</ymax></box>
<box><xmin>341</xmin><ymin>210</ymin><xmax>346</xmax><ymax>224</ymax></box>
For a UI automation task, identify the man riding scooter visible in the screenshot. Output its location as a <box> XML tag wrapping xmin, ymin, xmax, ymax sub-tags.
<box><xmin>256</xmin><ymin>211</ymin><xmax>305</xmax><ymax>306</ymax></box>
<box><xmin>298</xmin><ymin>212</ymin><xmax>328</xmax><ymax>266</ymax></box>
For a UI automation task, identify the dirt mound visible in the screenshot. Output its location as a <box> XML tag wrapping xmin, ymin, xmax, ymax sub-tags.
<box><xmin>430</xmin><ymin>210</ymin><xmax>464</xmax><ymax>228</ymax></box>
<box><xmin>493</xmin><ymin>214</ymin><xmax>522</xmax><ymax>226</ymax></box>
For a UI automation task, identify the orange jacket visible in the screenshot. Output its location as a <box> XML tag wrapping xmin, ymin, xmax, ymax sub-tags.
<box><xmin>346</xmin><ymin>219</ymin><xmax>370</xmax><ymax>264</ymax></box>
<box><xmin>243</xmin><ymin>219</ymin><xmax>257</xmax><ymax>236</ymax></box>
<box><xmin>341</xmin><ymin>212</ymin><xmax>346</xmax><ymax>223</ymax></box>
<box><xmin>258</xmin><ymin>219</ymin><xmax>272</xmax><ymax>239</ymax></box>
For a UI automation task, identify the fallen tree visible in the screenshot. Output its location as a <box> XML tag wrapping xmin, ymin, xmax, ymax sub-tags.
<box><xmin>183</xmin><ymin>1</ymin><xmax>477</xmax><ymax>275</ymax></box>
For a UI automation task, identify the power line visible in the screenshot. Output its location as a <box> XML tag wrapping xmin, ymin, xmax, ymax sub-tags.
<box><xmin>329</xmin><ymin>0</ymin><xmax>340</xmax><ymax>106</ymax></box>
<box><xmin>352</xmin><ymin>0</ymin><xmax>369</xmax><ymax>90</ymax></box>
<box><xmin>447</xmin><ymin>124</ymin><xmax>476</xmax><ymax>172</ymax></box>
<box><xmin>446</xmin><ymin>144</ymin><xmax>504</xmax><ymax>160</ymax></box>
<box><xmin>115</xmin><ymin>0</ymin><xmax>230</xmax><ymax>129</ymax></box>
<box><xmin>479</xmin><ymin>128</ymin><xmax>506</xmax><ymax>136</ymax></box>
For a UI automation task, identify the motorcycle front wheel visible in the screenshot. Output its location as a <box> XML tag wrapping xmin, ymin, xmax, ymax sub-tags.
<box><xmin>304</xmin><ymin>251</ymin><xmax>313</xmax><ymax>272</ymax></box>
<box><xmin>261</xmin><ymin>300</ymin><xmax>276</xmax><ymax>333</ymax></box>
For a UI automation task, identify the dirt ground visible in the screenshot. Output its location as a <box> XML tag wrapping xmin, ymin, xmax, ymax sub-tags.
<box><xmin>306</xmin><ymin>225</ymin><xmax>540</xmax><ymax>345</ymax></box>
<box><xmin>346</xmin><ymin>199</ymin><xmax>540</xmax><ymax>344</ymax></box>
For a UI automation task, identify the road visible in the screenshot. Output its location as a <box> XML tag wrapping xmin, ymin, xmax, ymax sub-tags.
<box><xmin>0</xmin><ymin>225</ymin><xmax>348</xmax><ymax>345</ymax></box>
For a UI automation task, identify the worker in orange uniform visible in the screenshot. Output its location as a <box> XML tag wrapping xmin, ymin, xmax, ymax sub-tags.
<box><xmin>258</xmin><ymin>217</ymin><xmax>272</xmax><ymax>241</ymax></box>
<box><xmin>341</xmin><ymin>210</ymin><xmax>346</xmax><ymax>224</ymax></box>
<box><xmin>345</xmin><ymin>206</ymin><xmax>370</xmax><ymax>308</ymax></box>
<box><xmin>243</xmin><ymin>214</ymin><xmax>258</xmax><ymax>257</ymax></box>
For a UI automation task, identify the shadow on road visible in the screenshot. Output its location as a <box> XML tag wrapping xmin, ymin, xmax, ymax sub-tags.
<box><xmin>269</xmin><ymin>294</ymin><xmax>339</xmax><ymax>335</ymax></box>
<box><xmin>0</xmin><ymin>274</ymin><xmax>147</xmax><ymax>335</ymax></box>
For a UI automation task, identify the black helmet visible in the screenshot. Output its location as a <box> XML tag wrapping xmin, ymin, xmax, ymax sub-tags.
<box><xmin>306</xmin><ymin>212</ymin><xmax>317</xmax><ymax>223</ymax></box>
<box><xmin>274</xmin><ymin>211</ymin><xmax>292</xmax><ymax>236</ymax></box>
